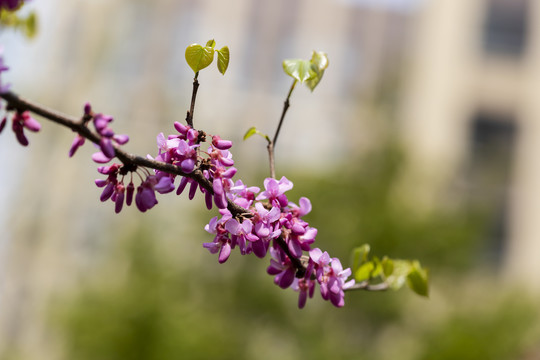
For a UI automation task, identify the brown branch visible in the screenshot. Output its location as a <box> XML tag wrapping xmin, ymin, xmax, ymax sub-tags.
<box><xmin>2</xmin><ymin>89</ymin><xmax>310</xmax><ymax>278</ymax></box>
<box><xmin>267</xmin><ymin>79</ymin><xmax>297</xmax><ymax>178</ymax></box>
<box><xmin>0</xmin><ymin>90</ymin><xmax>246</xmax><ymax>217</ymax></box>
<box><xmin>185</xmin><ymin>72</ymin><xmax>199</xmax><ymax>127</ymax></box>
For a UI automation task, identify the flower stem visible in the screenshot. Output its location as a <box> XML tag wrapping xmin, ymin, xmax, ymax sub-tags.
<box><xmin>267</xmin><ymin>79</ymin><xmax>297</xmax><ymax>178</ymax></box>
<box><xmin>185</xmin><ymin>72</ymin><xmax>199</xmax><ymax>128</ymax></box>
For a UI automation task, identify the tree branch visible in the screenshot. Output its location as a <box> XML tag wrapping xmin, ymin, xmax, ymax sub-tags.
<box><xmin>1</xmin><ymin>90</ymin><xmax>386</xmax><ymax>293</ymax></box>
<box><xmin>0</xmin><ymin>90</ymin><xmax>246</xmax><ymax>217</ymax></box>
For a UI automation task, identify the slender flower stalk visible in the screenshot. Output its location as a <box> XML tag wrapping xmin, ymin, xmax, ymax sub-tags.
<box><xmin>267</xmin><ymin>79</ymin><xmax>297</xmax><ymax>178</ymax></box>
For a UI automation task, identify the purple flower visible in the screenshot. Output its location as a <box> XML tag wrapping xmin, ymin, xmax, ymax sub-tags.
<box><xmin>92</xmin><ymin>151</ymin><xmax>112</xmax><ymax>164</ymax></box>
<box><xmin>224</xmin><ymin>218</ymin><xmax>258</xmax><ymax>255</ymax></box>
<box><xmin>134</xmin><ymin>175</ymin><xmax>162</xmax><ymax>212</ymax></box>
<box><xmin>229</xmin><ymin>180</ymin><xmax>260</xmax><ymax>208</ymax></box>
<box><xmin>256</xmin><ymin>176</ymin><xmax>293</xmax><ymax>208</ymax></box>
<box><xmin>208</xmin><ymin>159</ymin><xmax>237</xmax><ymax>210</ymax></box>
<box><xmin>84</xmin><ymin>102</ymin><xmax>92</xmax><ymax>116</ymax></box>
<box><xmin>125</xmin><ymin>181</ymin><xmax>135</xmax><ymax>206</ymax></box>
<box><xmin>176</xmin><ymin>140</ymin><xmax>199</xmax><ymax>173</ymax></box>
<box><xmin>267</xmin><ymin>247</ymin><xmax>296</xmax><ymax>289</ymax></box>
<box><xmin>249</xmin><ymin>202</ymin><xmax>282</xmax><ymax>258</ymax></box>
<box><xmin>203</xmin><ymin>211</ymin><xmax>235</xmax><ymax>263</ymax></box>
<box><xmin>212</xmin><ymin>135</ymin><xmax>232</xmax><ymax>150</ymax></box>
<box><xmin>208</xmin><ymin>145</ymin><xmax>234</xmax><ymax>167</ymax></box>
<box><xmin>89</xmin><ymin>112</ymin><xmax>129</xmax><ymax>161</ymax></box>
<box><xmin>309</xmin><ymin>248</ymin><xmax>331</xmax><ymax>278</ymax></box>
<box><xmin>292</xmin><ymin>277</ymin><xmax>316</xmax><ymax>309</ymax></box>
<box><xmin>253</xmin><ymin>202</ymin><xmax>281</xmax><ymax>239</ymax></box>
<box><xmin>68</xmin><ymin>134</ymin><xmax>85</xmax><ymax>157</ymax></box>
<box><xmin>309</xmin><ymin>248</ymin><xmax>354</xmax><ymax>307</ymax></box>
<box><xmin>154</xmin><ymin>172</ymin><xmax>175</xmax><ymax>194</ymax></box>
<box><xmin>9</xmin><ymin>111</ymin><xmax>41</xmax><ymax>146</ymax></box>
<box><xmin>173</xmin><ymin>121</ymin><xmax>199</xmax><ymax>144</ymax></box>
<box><xmin>176</xmin><ymin>176</ymin><xmax>202</xmax><ymax>202</ymax></box>
<box><xmin>95</xmin><ymin>163</ymin><xmax>120</xmax><ymax>202</ymax></box>
<box><xmin>289</xmin><ymin>197</ymin><xmax>312</xmax><ymax>218</ymax></box>
<box><xmin>113</xmin><ymin>183</ymin><xmax>125</xmax><ymax>213</ymax></box>
<box><xmin>113</xmin><ymin>134</ymin><xmax>129</xmax><ymax>145</ymax></box>
<box><xmin>135</xmin><ymin>182</ymin><xmax>158</xmax><ymax>212</ymax></box>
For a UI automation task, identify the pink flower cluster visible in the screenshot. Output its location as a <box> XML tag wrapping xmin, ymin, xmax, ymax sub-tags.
<box><xmin>68</xmin><ymin>103</ymin><xmax>129</xmax><ymax>161</ymax></box>
<box><xmin>203</xmin><ymin>175</ymin><xmax>355</xmax><ymax>308</ymax></box>
<box><xmin>153</xmin><ymin>121</ymin><xmax>237</xmax><ymax>211</ymax></box>
<box><xmin>93</xmin><ymin>119</ymin><xmax>235</xmax><ymax>214</ymax></box>
<box><xmin>0</xmin><ymin>29</ymin><xmax>357</xmax><ymax>309</ymax></box>
<box><xmin>92</xmin><ymin>118</ymin><xmax>356</xmax><ymax>308</ymax></box>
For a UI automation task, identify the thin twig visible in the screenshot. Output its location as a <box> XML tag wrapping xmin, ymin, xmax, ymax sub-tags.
<box><xmin>267</xmin><ymin>79</ymin><xmax>297</xmax><ymax>178</ymax></box>
<box><xmin>345</xmin><ymin>281</ymin><xmax>389</xmax><ymax>292</ymax></box>
<box><xmin>185</xmin><ymin>72</ymin><xmax>199</xmax><ymax>127</ymax></box>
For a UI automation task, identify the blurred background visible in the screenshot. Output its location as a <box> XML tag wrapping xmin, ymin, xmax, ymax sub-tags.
<box><xmin>1</xmin><ymin>0</ymin><xmax>540</xmax><ymax>359</ymax></box>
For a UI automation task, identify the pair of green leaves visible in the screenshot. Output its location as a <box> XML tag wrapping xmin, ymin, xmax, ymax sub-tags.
<box><xmin>351</xmin><ymin>244</ymin><xmax>429</xmax><ymax>297</ymax></box>
<box><xmin>185</xmin><ymin>39</ymin><xmax>229</xmax><ymax>75</ymax></box>
<box><xmin>282</xmin><ymin>51</ymin><xmax>329</xmax><ymax>91</ymax></box>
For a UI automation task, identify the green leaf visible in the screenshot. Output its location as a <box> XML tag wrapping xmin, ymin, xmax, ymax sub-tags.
<box><xmin>206</xmin><ymin>39</ymin><xmax>216</xmax><ymax>48</ymax></box>
<box><xmin>243</xmin><ymin>127</ymin><xmax>270</xmax><ymax>143</ymax></box>
<box><xmin>305</xmin><ymin>51</ymin><xmax>329</xmax><ymax>91</ymax></box>
<box><xmin>24</xmin><ymin>12</ymin><xmax>37</xmax><ymax>38</ymax></box>
<box><xmin>406</xmin><ymin>261</ymin><xmax>429</xmax><ymax>297</ymax></box>
<box><xmin>216</xmin><ymin>46</ymin><xmax>230</xmax><ymax>75</ymax></box>
<box><xmin>282</xmin><ymin>59</ymin><xmax>316</xmax><ymax>83</ymax></box>
<box><xmin>384</xmin><ymin>259</ymin><xmax>412</xmax><ymax>290</ymax></box>
<box><xmin>243</xmin><ymin>127</ymin><xmax>257</xmax><ymax>140</ymax></box>
<box><xmin>185</xmin><ymin>44</ymin><xmax>215</xmax><ymax>73</ymax></box>
<box><xmin>371</xmin><ymin>256</ymin><xmax>383</xmax><ymax>278</ymax></box>
<box><xmin>311</xmin><ymin>51</ymin><xmax>329</xmax><ymax>71</ymax></box>
<box><xmin>381</xmin><ymin>257</ymin><xmax>394</xmax><ymax>277</ymax></box>
<box><xmin>351</xmin><ymin>244</ymin><xmax>370</xmax><ymax>273</ymax></box>
<box><xmin>354</xmin><ymin>261</ymin><xmax>375</xmax><ymax>282</ymax></box>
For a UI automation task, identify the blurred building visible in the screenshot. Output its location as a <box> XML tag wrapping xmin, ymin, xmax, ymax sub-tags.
<box><xmin>400</xmin><ymin>0</ymin><xmax>540</xmax><ymax>286</ymax></box>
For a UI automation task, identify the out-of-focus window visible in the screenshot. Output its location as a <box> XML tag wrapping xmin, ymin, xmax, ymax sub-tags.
<box><xmin>467</xmin><ymin>111</ymin><xmax>518</xmax><ymax>265</ymax></box>
<box><xmin>483</xmin><ymin>0</ymin><xmax>529</xmax><ymax>56</ymax></box>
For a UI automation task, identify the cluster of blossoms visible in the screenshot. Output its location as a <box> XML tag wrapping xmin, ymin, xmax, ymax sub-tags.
<box><xmin>0</xmin><ymin>50</ymin><xmax>355</xmax><ymax>308</ymax></box>
<box><xmin>71</xmin><ymin>103</ymin><xmax>130</xmax><ymax>162</ymax></box>
<box><xmin>203</xmin><ymin>176</ymin><xmax>355</xmax><ymax>308</ymax></box>
<box><xmin>90</xmin><ymin>120</ymin><xmax>355</xmax><ymax>307</ymax></box>
<box><xmin>0</xmin><ymin>45</ymin><xmax>355</xmax><ymax>307</ymax></box>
